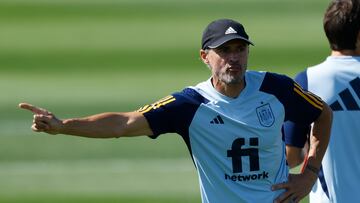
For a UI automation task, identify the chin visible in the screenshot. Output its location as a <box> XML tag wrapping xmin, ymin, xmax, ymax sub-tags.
<box><xmin>222</xmin><ymin>77</ymin><xmax>243</xmax><ymax>85</ymax></box>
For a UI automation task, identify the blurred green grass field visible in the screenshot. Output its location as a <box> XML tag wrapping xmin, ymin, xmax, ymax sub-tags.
<box><xmin>1</xmin><ymin>0</ymin><xmax>330</xmax><ymax>202</ymax></box>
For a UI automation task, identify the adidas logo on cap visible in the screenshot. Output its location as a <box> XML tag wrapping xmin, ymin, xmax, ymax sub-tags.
<box><xmin>225</xmin><ymin>27</ymin><xmax>237</xmax><ymax>35</ymax></box>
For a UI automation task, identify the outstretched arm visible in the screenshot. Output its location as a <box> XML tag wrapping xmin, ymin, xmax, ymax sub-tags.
<box><xmin>19</xmin><ymin>103</ymin><xmax>153</xmax><ymax>138</ymax></box>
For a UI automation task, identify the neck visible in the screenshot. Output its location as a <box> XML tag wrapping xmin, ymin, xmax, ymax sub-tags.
<box><xmin>331</xmin><ymin>49</ymin><xmax>360</xmax><ymax>56</ymax></box>
<box><xmin>211</xmin><ymin>77</ymin><xmax>245</xmax><ymax>98</ymax></box>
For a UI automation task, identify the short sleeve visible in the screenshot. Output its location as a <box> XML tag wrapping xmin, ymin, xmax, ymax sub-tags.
<box><xmin>283</xmin><ymin>70</ymin><xmax>313</xmax><ymax>147</ymax></box>
<box><xmin>138</xmin><ymin>88</ymin><xmax>208</xmax><ymax>139</ymax></box>
<box><xmin>260</xmin><ymin>72</ymin><xmax>323</xmax><ymax>125</ymax></box>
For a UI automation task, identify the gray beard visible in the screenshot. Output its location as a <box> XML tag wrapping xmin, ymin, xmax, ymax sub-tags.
<box><xmin>219</xmin><ymin>74</ymin><xmax>242</xmax><ymax>84</ymax></box>
<box><xmin>216</xmin><ymin>70</ymin><xmax>245</xmax><ymax>85</ymax></box>
<box><xmin>207</xmin><ymin>64</ymin><xmax>246</xmax><ymax>85</ymax></box>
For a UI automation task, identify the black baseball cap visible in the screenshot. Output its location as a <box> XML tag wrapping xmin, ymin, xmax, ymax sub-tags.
<box><xmin>201</xmin><ymin>19</ymin><xmax>254</xmax><ymax>49</ymax></box>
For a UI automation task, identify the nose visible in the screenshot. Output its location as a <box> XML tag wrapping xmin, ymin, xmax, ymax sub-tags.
<box><xmin>228</xmin><ymin>51</ymin><xmax>240</xmax><ymax>63</ymax></box>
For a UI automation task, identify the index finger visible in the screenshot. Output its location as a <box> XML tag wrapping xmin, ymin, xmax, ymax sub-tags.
<box><xmin>18</xmin><ymin>103</ymin><xmax>50</xmax><ymax>115</ymax></box>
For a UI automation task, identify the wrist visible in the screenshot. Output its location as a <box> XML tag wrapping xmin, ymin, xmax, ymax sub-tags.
<box><xmin>55</xmin><ymin>119</ymin><xmax>67</xmax><ymax>134</ymax></box>
<box><xmin>305</xmin><ymin>164</ymin><xmax>320</xmax><ymax>176</ymax></box>
<box><xmin>49</xmin><ymin>118</ymin><xmax>65</xmax><ymax>135</ymax></box>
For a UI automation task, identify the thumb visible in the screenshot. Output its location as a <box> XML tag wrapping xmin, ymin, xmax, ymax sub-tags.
<box><xmin>19</xmin><ymin>102</ymin><xmax>51</xmax><ymax>115</ymax></box>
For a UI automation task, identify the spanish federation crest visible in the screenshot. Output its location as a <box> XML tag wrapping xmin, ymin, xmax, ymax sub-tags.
<box><xmin>256</xmin><ymin>103</ymin><xmax>275</xmax><ymax>127</ymax></box>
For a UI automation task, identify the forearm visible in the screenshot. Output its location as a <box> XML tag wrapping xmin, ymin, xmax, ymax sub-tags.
<box><xmin>59</xmin><ymin>112</ymin><xmax>152</xmax><ymax>138</ymax></box>
<box><xmin>306</xmin><ymin>103</ymin><xmax>333</xmax><ymax>171</ymax></box>
<box><xmin>286</xmin><ymin>145</ymin><xmax>307</xmax><ymax>168</ymax></box>
<box><xmin>59</xmin><ymin>113</ymin><xmax>128</xmax><ymax>138</ymax></box>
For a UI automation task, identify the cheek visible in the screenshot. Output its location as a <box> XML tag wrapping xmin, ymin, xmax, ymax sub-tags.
<box><xmin>210</xmin><ymin>57</ymin><xmax>225</xmax><ymax>66</ymax></box>
<box><xmin>209</xmin><ymin>61</ymin><xmax>224</xmax><ymax>73</ymax></box>
<box><xmin>207</xmin><ymin>54</ymin><xmax>227</xmax><ymax>70</ymax></box>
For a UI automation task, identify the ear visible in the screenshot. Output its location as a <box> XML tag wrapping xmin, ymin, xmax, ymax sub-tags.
<box><xmin>200</xmin><ymin>49</ymin><xmax>209</xmax><ymax>64</ymax></box>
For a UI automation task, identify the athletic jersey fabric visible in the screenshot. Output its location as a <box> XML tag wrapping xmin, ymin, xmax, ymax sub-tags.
<box><xmin>139</xmin><ymin>71</ymin><xmax>323</xmax><ymax>203</ymax></box>
<box><xmin>284</xmin><ymin>56</ymin><xmax>360</xmax><ymax>203</ymax></box>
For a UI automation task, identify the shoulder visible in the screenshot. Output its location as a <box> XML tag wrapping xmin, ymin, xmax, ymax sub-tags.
<box><xmin>258</xmin><ymin>72</ymin><xmax>294</xmax><ymax>94</ymax></box>
<box><xmin>139</xmin><ymin>87</ymin><xmax>209</xmax><ymax>137</ymax></box>
<box><xmin>138</xmin><ymin>87</ymin><xmax>208</xmax><ymax>114</ymax></box>
<box><xmin>171</xmin><ymin>87</ymin><xmax>209</xmax><ymax>106</ymax></box>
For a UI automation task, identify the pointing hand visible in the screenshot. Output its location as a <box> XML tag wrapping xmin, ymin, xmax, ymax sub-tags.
<box><xmin>19</xmin><ymin>103</ymin><xmax>62</xmax><ymax>135</ymax></box>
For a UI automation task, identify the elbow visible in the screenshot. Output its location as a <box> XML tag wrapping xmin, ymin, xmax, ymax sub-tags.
<box><xmin>315</xmin><ymin>103</ymin><xmax>333</xmax><ymax>138</ymax></box>
<box><xmin>99</xmin><ymin>113</ymin><xmax>129</xmax><ymax>138</ymax></box>
<box><xmin>321</xmin><ymin>103</ymin><xmax>333</xmax><ymax>126</ymax></box>
<box><xmin>111</xmin><ymin>126</ymin><xmax>127</xmax><ymax>138</ymax></box>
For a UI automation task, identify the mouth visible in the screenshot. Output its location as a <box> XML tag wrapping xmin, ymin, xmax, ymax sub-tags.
<box><xmin>227</xmin><ymin>66</ymin><xmax>242</xmax><ymax>72</ymax></box>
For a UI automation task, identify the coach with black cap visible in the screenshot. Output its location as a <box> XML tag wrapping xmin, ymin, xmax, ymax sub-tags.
<box><xmin>200</xmin><ymin>18</ymin><xmax>255</xmax><ymax>98</ymax></box>
<box><xmin>197</xmin><ymin>18</ymin><xmax>331</xmax><ymax>203</ymax></box>
<box><xmin>19</xmin><ymin>18</ymin><xmax>332</xmax><ymax>203</ymax></box>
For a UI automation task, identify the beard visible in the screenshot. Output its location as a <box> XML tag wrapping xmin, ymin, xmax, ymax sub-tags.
<box><xmin>218</xmin><ymin>72</ymin><xmax>243</xmax><ymax>84</ymax></box>
<box><xmin>213</xmin><ymin>65</ymin><xmax>246</xmax><ymax>85</ymax></box>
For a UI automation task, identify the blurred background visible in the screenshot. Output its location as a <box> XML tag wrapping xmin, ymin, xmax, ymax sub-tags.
<box><xmin>1</xmin><ymin>0</ymin><xmax>329</xmax><ymax>202</ymax></box>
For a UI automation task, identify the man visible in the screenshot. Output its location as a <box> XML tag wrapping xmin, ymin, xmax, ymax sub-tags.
<box><xmin>285</xmin><ymin>0</ymin><xmax>360</xmax><ymax>202</ymax></box>
<box><xmin>20</xmin><ymin>19</ymin><xmax>332</xmax><ymax>203</ymax></box>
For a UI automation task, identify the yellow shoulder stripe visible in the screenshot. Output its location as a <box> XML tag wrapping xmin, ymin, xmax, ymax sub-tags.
<box><xmin>294</xmin><ymin>83</ymin><xmax>323</xmax><ymax>106</ymax></box>
<box><xmin>293</xmin><ymin>83</ymin><xmax>323</xmax><ymax>110</ymax></box>
<box><xmin>137</xmin><ymin>95</ymin><xmax>176</xmax><ymax>114</ymax></box>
